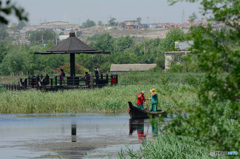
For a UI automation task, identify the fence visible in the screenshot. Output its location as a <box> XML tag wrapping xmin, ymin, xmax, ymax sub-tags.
<box><xmin>2</xmin><ymin>74</ymin><xmax>118</xmax><ymax>91</ymax></box>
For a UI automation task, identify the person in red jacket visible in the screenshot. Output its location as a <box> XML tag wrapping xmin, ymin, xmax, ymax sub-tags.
<box><xmin>136</xmin><ymin>91</ymin><xmax>149</xmax><ymax>110</ymax></box>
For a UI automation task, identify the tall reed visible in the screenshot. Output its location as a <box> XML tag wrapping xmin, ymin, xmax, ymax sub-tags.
<box><xmin>0</xmin><ymin>84</ymin><xmax>198</xmax><ymax>114</ymax></box>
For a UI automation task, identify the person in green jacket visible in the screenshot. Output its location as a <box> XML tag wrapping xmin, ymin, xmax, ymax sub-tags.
<box><xmin>149</xmin><ymin>88</ymin><xmax>158</xmax><ymax>112</ymax></box>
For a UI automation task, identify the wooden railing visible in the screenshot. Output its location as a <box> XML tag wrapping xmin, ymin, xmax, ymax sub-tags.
<box><xmin>2</xmin><ymin>74</ymin><xmax>118</xmax><ymax>91</ymax></box>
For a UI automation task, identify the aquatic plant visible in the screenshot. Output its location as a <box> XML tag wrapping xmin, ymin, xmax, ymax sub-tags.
<box><xmin>0</xmin><ymin>84</ymin><xmax>199</xmax><ymax>114</ymax></box>
<box><xmin>118</xmin><ymin>135</ymin><xmax>223</xmax><ymax>159</ymax></box>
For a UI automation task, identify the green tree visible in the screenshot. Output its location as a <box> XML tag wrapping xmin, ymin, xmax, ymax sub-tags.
<box><xmin>87</xmin><ymin>34</ymin><xmax>100</xmax><ymax>41</ymax></box>
<box><xmin>28</xmin><ymin>30</ymin><xmax>58</xmax><ymax>45</ymax></box>
<box><xmin>93</xmin><ymin>33</ymin><xmax>114</xmax><ymax>52</ymax></box>
<box><xmin>136</xmin><ymin>17</ymin><xmax>142</xmax><ymax>23</ymax></box>
<box><xmin>161</xmin><ymin>28</ymin><xmax>185</xmax><ymax>51</ymax></box>
<box><xmin>154</xmin><ymin>55</ymin><xmax>165</xmax><ymax>69</ymax></box>
<box><xmin>114</xmin><ymin>35</ymin><xmax>134</xmax><ymax>53</ymax></box>
<box><xmin>0</xmin><ymin>44</ymin><xmax>31</xmax><ymax>74</ymax></box>
<box><xmin>108</xmin><ymin>17</ymin><xmax>117</xmax><ymax>26</ymax></box>
<box><xmin>166</xmin><ymin>0</ymin><xmax>240</xmax><ymax>151</ymax></box>
<box><xmin>0</xmin><ymin>38</ymin><xmax>11</xmax><ymax>63</ymax></box>
<box><xmin>82</xmin><ymin>19</ymin><xmax>95</xmax><ymax>28</ymax></box>
<box><xmin>188</xmin><ymin>12</ymin><xmax>197</xmax><ymax>25</ymax></box>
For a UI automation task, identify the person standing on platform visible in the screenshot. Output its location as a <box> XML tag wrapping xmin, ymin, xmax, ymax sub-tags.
<box><xmin>136</xmin><ymin>91</ymin><xmax>148</xmax><ymax>110</ymax></box>
<box><xmin>94</xmin><ymin>67</ymin><xmax>99</xmax><ymax>85</ymax></box>
<box><xmin>60</xmin><ymin>69</ymin><xmax>65</xmax><ymax>84</ymax></box>
<box><xmin>97</xmin><ymin>68</ymin><xmax>100</xmax><ymax>74</ymax></box>
<box><xmin>149</xmin><ymin>88</ymin><xmax>158</xmax><ymax>112</ymax></box>
<box><xmin>84</xmin><ymin>72</ymin><xmax>90</xmax><ymax>85</ymax></box>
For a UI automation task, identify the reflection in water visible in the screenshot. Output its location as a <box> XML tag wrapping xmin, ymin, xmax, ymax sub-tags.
<box><xmin>71</xmin><ymin>123</ymin><xmax>77</xmax><ymax>142</ymax></box>
<box><xmin>136</xmin><ymin>119</ymin><xmax>146</xmax><ymax>141</ymax></box>
<box><xmin>129</xmin><ymin>119</ymin><xmax>159</xmax><ymax>140</ymax></box>
<box><xmin>129</xmin><ymin>119</ymin><xmax>146</xmax><ymax>140</ymax></box>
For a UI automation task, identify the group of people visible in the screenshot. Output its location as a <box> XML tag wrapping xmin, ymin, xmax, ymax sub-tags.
<box><xmin>59</xmin><ymin>67</ymin><xmax>100</xmax><ymax>85</ymax></box>
<box><xmin>136</xmin><ymin>88</ymin><xmax>158</xmax><ymax>112</ymax></box>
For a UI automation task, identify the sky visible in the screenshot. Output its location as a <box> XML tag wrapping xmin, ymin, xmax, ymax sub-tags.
<box><xmin>6</xmin><ymin>0</ymin><xmax>202</xmax><ymax>25</ymax></box>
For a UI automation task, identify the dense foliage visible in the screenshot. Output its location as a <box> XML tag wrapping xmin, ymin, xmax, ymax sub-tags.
<box><xmin>165</xmin><ymin>0</ymin><xmax>240</xmax><ymax>153</ymax></box>
<box><xmin>27</xmin><ymin>30</ymin><xmax>58</xmax><ymax>45</ymax></box>
<box><xmin>81</xmin><ymin>19</ymin><xmax>95</xmax><ymax>28</ymax></box>
<box><xmin>0</xmin><ymin>28</ymin><xmax>184</xmax><ymax>75</ymax></box>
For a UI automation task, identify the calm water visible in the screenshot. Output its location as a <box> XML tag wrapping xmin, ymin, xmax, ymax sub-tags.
<box><xmin>0</xmin><ymin>113</ymin><xmax>171</xmax><ymax>159</ymax></box>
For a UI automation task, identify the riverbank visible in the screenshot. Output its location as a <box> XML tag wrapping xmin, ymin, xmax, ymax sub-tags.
<box><xmin>0</xmin><ymin>84</ymin><xmax>198</xmax><ymax>114</ymax></box>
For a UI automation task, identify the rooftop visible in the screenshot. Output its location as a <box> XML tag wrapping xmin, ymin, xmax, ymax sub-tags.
<box><xmin>110</xmin><ymin>64</ymin><xmax>157</xmax><ymax>72</ymax></box>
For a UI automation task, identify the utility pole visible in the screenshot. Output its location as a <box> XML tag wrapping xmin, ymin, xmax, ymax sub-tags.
<box><xmin>107</xmin><ymin>17</ymin><xmax>109</xmax><ymax>29</ymax></box>
<box><xmin>182</xmin><ymin>9</ymin><xmax>185</xmax><ymax>24</ymax></box>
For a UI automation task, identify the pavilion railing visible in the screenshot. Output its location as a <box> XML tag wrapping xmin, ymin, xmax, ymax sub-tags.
<box><xmin>12</xmin><ymin>74</ymin><xmax>118</xmax><ymax>90</ymax></box>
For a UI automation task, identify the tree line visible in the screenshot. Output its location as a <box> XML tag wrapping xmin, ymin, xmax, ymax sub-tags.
<box><xmin>0</xmin><ymin>27</ymin><xmax>185</xmax><ymax>75</ymax></box>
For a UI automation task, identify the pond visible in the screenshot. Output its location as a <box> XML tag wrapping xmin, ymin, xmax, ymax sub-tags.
<box><xmin>0</xmin><ymin>113</ymin><xmax>171</xmax><ymax>159</ymax></box>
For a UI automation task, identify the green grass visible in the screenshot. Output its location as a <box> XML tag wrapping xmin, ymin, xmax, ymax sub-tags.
<box><xmin>0</xmin><ymin>72</ymin><xmax>205</xmax><ymax>114</ymax></box>
<box><xmin>0</xmin><ymin>84</ymin><xmax>198</xmax><ymax>114</ymax></box>
<box><xmin>117</xmin><ymin>72</ymin><xmax>205</xmax><ymax>85</ymax></box>
<box><xmin>118</xmin><ymin>135</ymin><xmax>223</xmax><ymax>159</ymax></box>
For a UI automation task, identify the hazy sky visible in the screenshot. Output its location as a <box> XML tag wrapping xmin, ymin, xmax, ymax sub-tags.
<box><xmin>7</xmin><ymin>0</ymin><xmax>202</xmax><ymax>25</ymax></box>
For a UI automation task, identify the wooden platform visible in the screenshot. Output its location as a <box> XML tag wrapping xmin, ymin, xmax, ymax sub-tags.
<box><xmin>2</xmin><ymin>74</ymin><xmax>118</xmax><ymax>91</ymax></box>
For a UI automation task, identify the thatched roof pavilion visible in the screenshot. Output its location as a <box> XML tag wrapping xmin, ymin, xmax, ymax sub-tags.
<box><xmin>34</xmin><ymin>32</ymin><xmax>110</xmax><ymax>76</ymax></box>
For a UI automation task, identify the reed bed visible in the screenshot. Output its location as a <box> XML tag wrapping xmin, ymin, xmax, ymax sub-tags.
<box><xmin>0</xmin><ymin>84</ymin><xmax>198</xmax><ymax>114</ymax></box>
<box><xmin>118</xmin><ymin>72</ymin><xmax>205</xmax><ymax>85</ymax></box>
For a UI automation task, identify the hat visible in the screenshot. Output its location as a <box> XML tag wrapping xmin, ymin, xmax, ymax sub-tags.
<box><xmin>151</xmin><ymin>88</ymin><xmax>155</xmax><ymax>92</ymax></box>
<box><xmin>141</xmin><ymin>91</ymin><xmax>145</xmax><ymax>94</ymax></box>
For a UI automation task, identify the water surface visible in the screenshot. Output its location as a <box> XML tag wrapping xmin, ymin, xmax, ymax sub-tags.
<box><xmin>0</xmin><ymin>113</ymin><xmax>170</xmax><ymax>158</ymax></box>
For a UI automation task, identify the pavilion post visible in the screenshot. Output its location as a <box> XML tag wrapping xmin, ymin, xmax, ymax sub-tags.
<box><xmin>70</xmin><ymin>53</ymin><xmax>75</xmax><ymax>77</ymax></box>
<box><xmin>106</xmin><ymin>74</ymin><xmax>108</xmax><ymax>84</ymax></box>
<box><xmin>90</xmin><ymin>74</ymin><xmax>94</xmax><ymax>89</ymax></box>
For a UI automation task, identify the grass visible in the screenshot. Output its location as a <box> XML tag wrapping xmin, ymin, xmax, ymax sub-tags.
<box><xmin>0</xmin><ymin>72</ymin><xmax>203</xmax><ymax>114</ymax></box>
<box><xmin>117</xmin><ymin>72</ymin><xmax>205</xmax><ymax>85</ymax></box>
<box><xmin>0</xmin><ymin>84</ymin><xmax>198</xmax><ymax>114</ymax></box>
<box><xmin>118</xmin><ymin>135</ymin><xmax>224</xmax><ymax>159</ymax></box>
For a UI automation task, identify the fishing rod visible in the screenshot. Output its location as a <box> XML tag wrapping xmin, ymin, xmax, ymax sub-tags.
<box><xmin>133</xmin><ymin>71</ymin><xmax>142</xmax><ymax>91</ymax></box>
<box><xmin>133</xmin><ymin>72</ymin><xmax>152</xmax><ymax>98</ymax></box>
<box><xmin>133</xmin><ymin>71</ymin><xmax>152</xmax><ymax>112</ymax></box>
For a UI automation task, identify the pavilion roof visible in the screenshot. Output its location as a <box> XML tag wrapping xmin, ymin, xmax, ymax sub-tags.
<box><xmin>34</xmin><ymin>32</ymin><xmax>110</xmax><ymax>54</ymax></box>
